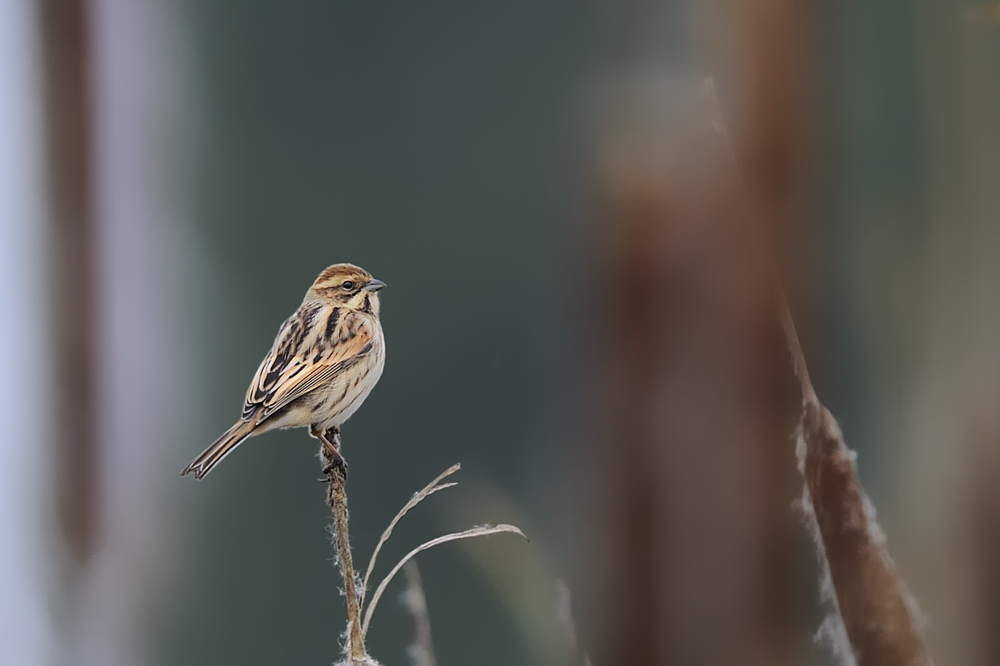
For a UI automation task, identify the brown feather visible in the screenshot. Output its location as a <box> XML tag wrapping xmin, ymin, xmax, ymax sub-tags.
<box><xmin>181</xmin><ymin>263</ymin><xmax>386</xmax><ymax>480</ymax></box>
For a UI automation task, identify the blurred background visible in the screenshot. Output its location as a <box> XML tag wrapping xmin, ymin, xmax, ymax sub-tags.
<box><xmin>1</xmin><ymin>0</ymin><xmax>998</xmax><ymax>664</ymax></box>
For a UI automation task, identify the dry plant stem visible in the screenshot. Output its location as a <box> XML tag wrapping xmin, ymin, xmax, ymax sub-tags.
<box><xmin>362</xmin><ymin>523</ymin><xmax>526</xmax><ymax>637</ymax></box>
<box><xmin>780</xmin><ymin>296</ymin><xmax>930</xmax><ymax>666</ymax></box>
<box><xmin>360</xmin><ymin>464</ymin><xmax>461</xmax><ymax>605</ymax></box>
<box><xmin>402</xmin><ymin>562</ymin><xmax>436</xmax><ymax>666</ymax></box>
<box><xmin>355</xmin><ymin>463</ymin><xmax>527</xmax><ymax>642</ymax></box>
<box><xmin>319</xmin><ymin>429</ymin><xmax>368</xmax><ymax>663</ymax></box>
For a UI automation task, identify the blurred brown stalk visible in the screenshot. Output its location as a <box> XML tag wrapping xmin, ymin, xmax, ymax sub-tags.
<box><xmin>570</xmin><ymin>79</ymin><xmax>802</xmax><ymax>666</ymax></box>
<box><xmin>568</xmin><ymin>63</ymin><xmax>931</xmax><ymax>666</ymax></box>
<box><xmin>40</xmin><ymin>0</ymin><xmax>99</xmax><ymax>568</ymax></box>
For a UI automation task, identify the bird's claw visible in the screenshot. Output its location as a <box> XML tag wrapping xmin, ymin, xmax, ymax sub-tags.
<box><xmin>311</xmin><ymin>425</ymin><xmax>347</xmax><ymax>482</ymax></box>
<box><xmin>322</xmin><ymin>448</ymin><xmax>349</xmax><ymax>482</ymax></box>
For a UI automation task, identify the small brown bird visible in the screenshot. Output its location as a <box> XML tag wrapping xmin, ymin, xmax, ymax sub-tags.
<box><xmin>182</xmin><ymin>263</ymin><xmax>386</xmax><ymax>479</ymax></box>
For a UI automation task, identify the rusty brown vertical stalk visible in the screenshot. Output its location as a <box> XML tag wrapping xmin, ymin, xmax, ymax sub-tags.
<box><xmin>40</xmin><ymin>0</ymin><xmax>99</xmax><ymax>566</ymax></box>
<box><xmin>731</xmin><ymin>0</ymin><xmax>933</xmax><ymax>660</ymax></box>
<box><xmin>736</xmin><ymin>0</ymin><xmax>808</xmax><ymax>656</ymax></box>
<box><xmin>611</xmin><ymin>188</ymin><xmax>668</xmax><ymax>666</ymax></box>
<box><xmin>739</xmin><ymin>0</ymin><xmax>803</xmax><ymax>253</ymax></box>
<box><xmin>575</xmin><ymin>83</ymin><xmax>800</xmax><ymax>666</ymax></box>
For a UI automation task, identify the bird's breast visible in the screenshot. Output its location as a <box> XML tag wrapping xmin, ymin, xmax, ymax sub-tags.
<box><xmin>313</xmin><ymin>325</ymin><xmax>385</xmax><ymax>429</ymax></box>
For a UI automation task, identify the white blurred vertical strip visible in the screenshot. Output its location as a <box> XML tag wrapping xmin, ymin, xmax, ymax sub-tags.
<box><xmin>74</xmin><ymin>1</ymin><xmax>197</xmax><ymax>664</ymax></box>
<box><xmin>0</xmin><ymin>1</ymin><xmax>55</xmax><ymax>665</ymax></box>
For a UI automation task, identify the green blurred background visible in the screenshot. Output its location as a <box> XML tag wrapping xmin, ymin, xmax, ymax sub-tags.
<box><xmin>163</xmin><ymin>2</ymin><xmax>584</xmax><ymax>665</ymax></box>
<box><xmin>2</xmin><ymin>0</ymin><xmax>998</xmax><ymax>664</ymax></box>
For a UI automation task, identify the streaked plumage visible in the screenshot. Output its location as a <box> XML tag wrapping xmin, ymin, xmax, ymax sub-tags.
<box><xmin>182</xmin><ymin>263</ymin><xmax>386</xmax><ymax>479</ymax></box>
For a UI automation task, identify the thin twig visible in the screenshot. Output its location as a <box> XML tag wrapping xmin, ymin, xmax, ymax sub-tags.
<box><xmin>360</xmin><ymin>464</ymin><xmax>461</xmax><ymax>606</ymax></box>
<box><xmin>362</xmin><ymin>524</ymin><xmax>527</xmax><ymax>637</ymax></box>
<box><xmin>320</xmin><ymin>430</ymin><xmax>368</xmax><ymax>664</ymax></box>
<box><xmin>401</xmin><ymin>562</ymin><xmax>437</xmax><ymax>666</ymax></box>
<box><xmin>777</xmin><ymin>289</ymin><xmax>817</xmax><ymax>407</ymax></box>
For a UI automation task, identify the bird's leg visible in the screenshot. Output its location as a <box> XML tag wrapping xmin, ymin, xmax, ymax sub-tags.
<box><xmin>311</xmin><ymin>424</ymin><xmax>348</xmax><ymax>482</ymax></box>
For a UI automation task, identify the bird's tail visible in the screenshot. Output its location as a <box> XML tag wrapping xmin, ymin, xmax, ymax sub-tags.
<box><xmin>182</xmin><ymin>420</ymin><xmax>257</xmax><ymax>480</ymax></box>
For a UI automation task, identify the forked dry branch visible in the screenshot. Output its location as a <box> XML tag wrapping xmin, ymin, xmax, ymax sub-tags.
<box><xmin>320</xmin><ymin>451</ymin><xmax>527</xmax><ymax>665</ymax></box>
<box><xmin>360</xmin><ymin>464</ymin><xmax>461</xmax><ymax>608</ymax></box>
<box><xmin>362</xmin><ymin>523</ymin><xmax>526</xmax><ymax>638</ymax></box>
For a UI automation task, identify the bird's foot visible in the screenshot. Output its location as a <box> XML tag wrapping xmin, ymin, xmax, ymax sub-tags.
<box><xmin>311</xmin><ymin>425</ymin><xmax>347</xmax><ymax>482</ymax></box>
<box><xmin>321</xmin><ymin>447</ymin><xmax>349</xmax><ymax>482</ymax></box>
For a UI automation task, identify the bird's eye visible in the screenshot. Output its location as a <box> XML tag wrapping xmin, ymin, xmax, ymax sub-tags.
<box><xmin>341</xmin><ymin>281</ymin><xmax>355</xmax><ymax>290</ymax></box>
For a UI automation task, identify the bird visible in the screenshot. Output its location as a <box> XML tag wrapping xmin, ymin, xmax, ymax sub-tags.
<box><xmin>182</xmin><ymin>263</ymin><xmax>386</xmax><ymax>480</ymax></box>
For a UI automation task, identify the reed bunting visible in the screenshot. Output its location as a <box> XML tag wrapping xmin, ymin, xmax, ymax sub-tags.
<box><xmin>182</xmin><ymin>263</ymin><xmax>386</xmax><ymax>479</ymax></box>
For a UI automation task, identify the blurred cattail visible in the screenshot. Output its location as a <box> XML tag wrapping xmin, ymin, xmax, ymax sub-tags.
<box><xmin>783</xmin><ymin>302</ymin><xmax>931</xmax><ymax>665</ymax></box>
<box><xmin>564</xmin><ymin>77</ymin><xmax>802</xmax><ymax>666</ymax></box>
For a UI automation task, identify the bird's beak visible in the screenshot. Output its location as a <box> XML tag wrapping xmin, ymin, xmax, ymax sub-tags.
<box><xmin>365</xmin><ymin>278</ymin><xmax>386</xmax><ymax>292</ymax></box>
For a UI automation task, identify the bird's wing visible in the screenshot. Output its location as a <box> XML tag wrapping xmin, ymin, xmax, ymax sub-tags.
<box><xmin>241</xmin><ymin>305</ymin><xmax>375</xmax><ymax>424</ymax></box>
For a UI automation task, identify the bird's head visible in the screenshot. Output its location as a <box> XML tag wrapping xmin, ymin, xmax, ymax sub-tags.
<box><xmin>308</xmin><ymin>263</ymin><xmax>386</xmax><ymax>316</ymax></box>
